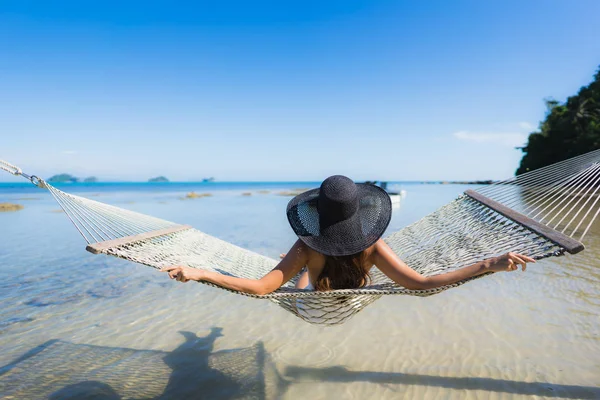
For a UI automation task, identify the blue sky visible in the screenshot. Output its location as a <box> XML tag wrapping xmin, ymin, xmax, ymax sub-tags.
<box><xmin>1</xmin><ymin>0</ymin><xmax>599</xmax><ymax>182</ymax></box>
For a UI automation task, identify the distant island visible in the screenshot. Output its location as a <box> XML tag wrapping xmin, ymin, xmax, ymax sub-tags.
<box><xmin>47</xmin><ymin>174</ymin><xmax>78</xmax><ymax>183</ymax></box>
<box><xmin>47</xmin><ymin>174</ymin><xmax>101</xmax><ymax>183</ymax></box>
<box><xmin>202</xmin><ymin>177</ymin><xmax>215</xmax><ymax>182</ymax></box>
<box><xmin>148</xmin><ymin>176</ymin><xmax>169</xmax><ymax>183</ymax></box>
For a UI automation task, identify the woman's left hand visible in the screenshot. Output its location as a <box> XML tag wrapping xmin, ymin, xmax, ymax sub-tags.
<box><xmin>160</xmin><ymin>265</ymin><xmax>204</xmax><ymax>283</ymax></box>
<box><xmin>487</xmin><ymin>252</ymin><xmax>536</xmax><ymax>273</ymax></box>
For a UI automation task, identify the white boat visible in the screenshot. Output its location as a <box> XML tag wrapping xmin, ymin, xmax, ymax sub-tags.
<box><xmin>389</xmin><ymin>191</ymin><xmax>407</xmax><ymax>204</ymax></box>
<box><xmin>364</xmin><ymin>181</ymin><xmax>406</xmax><ymax>205</ymax></box>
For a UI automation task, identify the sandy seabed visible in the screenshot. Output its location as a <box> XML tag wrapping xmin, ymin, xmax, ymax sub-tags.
<box><xmin>0</xmin><ymin>185</ymin><xmax>598</xmax><ymax>399</ymax></box>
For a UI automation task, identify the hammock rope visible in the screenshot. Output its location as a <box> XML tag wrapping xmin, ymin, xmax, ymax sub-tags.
<box><xmin>2</xmin><ymin>150</ymin><xmax>599</xmax><ymax>325</ymax></box>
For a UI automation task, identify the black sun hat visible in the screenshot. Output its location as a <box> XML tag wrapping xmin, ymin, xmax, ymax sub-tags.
<box><xmin>286</xmin><ymin>175</ymin><xmax>392</xmax><ymax>256</ymax></box>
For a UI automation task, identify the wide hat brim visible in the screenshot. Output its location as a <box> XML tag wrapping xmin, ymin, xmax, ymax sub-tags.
<box><xmin>286</xmin><ymin>183</ymin><xmax>392</xmax><ymax>256</ymax></box>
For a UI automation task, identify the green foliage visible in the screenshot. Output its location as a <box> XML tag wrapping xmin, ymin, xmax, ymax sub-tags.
<box><xmin>516</xmin><ymin>66</ymin><xmax>600</xmax><ymax>175</ymax></box>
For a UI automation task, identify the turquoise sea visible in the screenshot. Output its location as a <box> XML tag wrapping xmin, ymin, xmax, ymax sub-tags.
<box><xmin>1</xmin><ymin>182</ymin><xmax>599</xmax><ymax>399</ymax></box>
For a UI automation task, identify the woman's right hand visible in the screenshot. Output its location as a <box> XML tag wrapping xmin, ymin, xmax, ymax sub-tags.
<box><xmin>160</xmin><ymin>265</ymin><xmax>205</xmax><ymax>282</ymax></box>
<box><xmin>487</xmin><ymin>252</ymin><xmax>536</xmax><ymax>273</ymax></box>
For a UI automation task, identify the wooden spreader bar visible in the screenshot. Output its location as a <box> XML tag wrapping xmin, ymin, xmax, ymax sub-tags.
<box><xmin>86</xmin><ymin>225</ymin><xmax>193</xmax><ymax>254</ymax></box>
<box><xmin>464</xmin><ymin>190</ymin><xmax>585</xmax><ymax>254</ymax></box>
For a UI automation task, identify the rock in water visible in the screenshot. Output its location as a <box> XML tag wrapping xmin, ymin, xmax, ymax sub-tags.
<box><xmin>185</xmin><ymin>192</ymin><xmax>212</xmax><ymax>199</ymax></box>
<box><xmin>0</xmin><ymin>203</ymin><xmax>24</xmax><ymax>212</ymax></box>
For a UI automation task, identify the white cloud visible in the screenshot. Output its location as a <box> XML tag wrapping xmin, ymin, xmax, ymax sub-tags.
<box><xmin>62</xmin><ymin>150</ymin><xmax>77</xmax><ymax>155</ymax></box>
<box><xmin>518</xmin><ymin>121</ymin><xmax>534</xmax><ymax>131</ymax></box>
<box><xmin>453</xmin><ymin>131</ymin><xmax>527</xmax><ymax>147</ymax></box>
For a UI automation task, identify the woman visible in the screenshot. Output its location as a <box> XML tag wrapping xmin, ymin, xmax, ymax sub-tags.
<box><xmin>161</xmin><ymin>175</ymin><xmax>534</xmax><ymax>294</ymax></box>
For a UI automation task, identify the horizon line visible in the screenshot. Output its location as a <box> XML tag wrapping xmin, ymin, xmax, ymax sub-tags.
<box><xmin>0</xmin><ymin>179</ymin><xmax>495</xmax><ymax>184</ymax></box>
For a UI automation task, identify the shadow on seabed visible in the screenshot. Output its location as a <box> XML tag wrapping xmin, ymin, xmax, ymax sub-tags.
<box><xmin>0</xmin><ymin>327</ymin><xmax>598</xmax><ymax>399</ymax></box>
<box><xmin>0</xmin><ymin>328</ymin><xmax>284</xmax><ymax>400</ymax></box>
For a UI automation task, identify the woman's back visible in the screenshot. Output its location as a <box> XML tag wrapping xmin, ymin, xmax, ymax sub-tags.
<box><xmin>299</xmin><ymin>244</ymin><xmax>376</xmax><ymax>290</ymax></box>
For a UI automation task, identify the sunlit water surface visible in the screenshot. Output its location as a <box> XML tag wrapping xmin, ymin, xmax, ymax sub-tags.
<box><xmin>0</xmin><ymin>183</ymin><xmax>598</xmax><ymax>399</ymax></box>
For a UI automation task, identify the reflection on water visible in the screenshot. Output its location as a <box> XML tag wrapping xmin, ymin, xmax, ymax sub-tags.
<box><xmin>0</xmin><ymin>184</ymin><xmax>599</xmax><ymax>399</ymax></box>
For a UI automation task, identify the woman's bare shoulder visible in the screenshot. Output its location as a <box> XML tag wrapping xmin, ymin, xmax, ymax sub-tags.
<box><xmin>370</xmin><ymin>239</ymin><xmax>392</xmax><ymax>262</ymax></box>
<box><xmin>304</xmin><ymin>244</ymin><xmax>322</xmax><ymax>257</ymax></box>
<box><xmin>374</xmin><ymin>238</ymin><xmax>389</xmax><ymax>248</ymax></box>
<box><xmin>301</xmin><ymin>243</ymin><xmax>327</xmax><ymax>269</ymax></box>
<box><xmin>287</xmin><ymin>239</ymin><xmax>310</xmax><ymax>258</ymax></box>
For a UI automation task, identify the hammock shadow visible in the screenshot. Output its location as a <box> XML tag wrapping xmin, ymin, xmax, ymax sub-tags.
<box><xmin>0</xmin><ymin>328</ymin><xmax>286</xmax><ymax>400</ymax></box>
<box><xmin>2</xmin><ymin>331</ymin><xmax>598</xmax><ymax>399</ymax></box>
<box><xmin>283</xmin><ymin>365</ymin><xmax>600</xmax><ymax>399</ymax></box>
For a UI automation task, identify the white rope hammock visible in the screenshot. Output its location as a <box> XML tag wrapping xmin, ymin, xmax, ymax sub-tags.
<box><xmin>2</xmin><ymin>150</ymin><xmax>599</xmax><ymax>325</ymax></box>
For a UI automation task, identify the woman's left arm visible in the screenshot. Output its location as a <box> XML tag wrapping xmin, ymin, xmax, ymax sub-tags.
<box><xmin>373</xmin><ymin>239</ymin><xmax>535</xmax><ymax>290</ymax></box>
<box><xmin>161</xmin><ymin>239</ymin><xmax>309</xmax><ymax>295</ymax></box>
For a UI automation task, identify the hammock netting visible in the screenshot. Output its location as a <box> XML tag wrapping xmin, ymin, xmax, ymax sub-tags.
<box><xmin>1</xmin><ymin>149</ymin><xmax>599</xmax><ymax>325</ymax></box>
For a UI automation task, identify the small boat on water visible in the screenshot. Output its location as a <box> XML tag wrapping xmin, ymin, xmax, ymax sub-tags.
<box><xmin>364</xmin><ymin>181</ymin><xmax>407</xmax><ymax>204</ymax></box>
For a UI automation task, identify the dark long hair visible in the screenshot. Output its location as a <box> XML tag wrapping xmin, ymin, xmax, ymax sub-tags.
<box><xmin>314</xmin><ymin>247</ymin><xmax>373</xmax><ymax>291</ymax></box>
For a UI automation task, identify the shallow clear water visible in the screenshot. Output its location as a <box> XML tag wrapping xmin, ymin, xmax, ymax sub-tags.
<box><xmin>0</xmin><ymin>183</ymin><xmax>599</xmax><ymax>399</ymax></box>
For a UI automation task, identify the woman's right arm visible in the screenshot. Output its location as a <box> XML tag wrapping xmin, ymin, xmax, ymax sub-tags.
<box><xmin>372</xmin><ymin>239</ymin><xmax>535</xmax><ymax>290</ymax></box>
<box><xmin>161</xmin><ymin>239</ymin><xmax>309</xmax><ymax>295</ymax></box>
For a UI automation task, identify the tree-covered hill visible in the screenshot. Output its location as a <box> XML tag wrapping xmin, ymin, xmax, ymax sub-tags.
<box><xmin>148</xmin><ymin>176</ymin><xmax>169</xmax><ymax>182</ymax></box>
<box><xmin>517</xmin><ymin>66</ymin><xmax>600</xmax><ymax>175</ymax></box>
<box><xmin>47</xmin><ymin>174</ymin><xmax>78</xmax><ymax>183</ymax></box>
